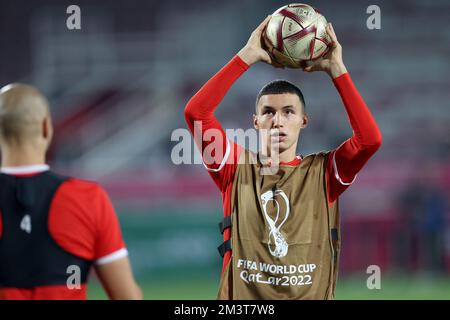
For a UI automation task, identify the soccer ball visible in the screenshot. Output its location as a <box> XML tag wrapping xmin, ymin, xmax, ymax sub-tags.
<box><xmin>263</xmin><ymin>3</ymin><xmax>331</xmax><ymax>68</ymax></box>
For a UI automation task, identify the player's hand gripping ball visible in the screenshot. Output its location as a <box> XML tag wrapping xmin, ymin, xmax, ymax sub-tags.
<box><xmin>263</xmin><ymin>3</ymin><xmax>331</xmax><ymax>68</ymax></box>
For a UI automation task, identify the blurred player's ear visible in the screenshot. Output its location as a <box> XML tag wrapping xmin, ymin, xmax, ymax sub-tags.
<box><xmin>42</xmin><ymin>116</ymin><xmax>53</xmax><ymax>148</ymax></box>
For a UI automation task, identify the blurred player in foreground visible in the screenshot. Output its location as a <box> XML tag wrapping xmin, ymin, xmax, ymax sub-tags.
<box><xmin>184</xmin><ymin>16</ymin><xmax>382</xmax><ymax>299</ymax></box>
<box><xmin>0</xmin><ymin>84</ymin><xmax>142</xmax><ymax>300</ymax></box>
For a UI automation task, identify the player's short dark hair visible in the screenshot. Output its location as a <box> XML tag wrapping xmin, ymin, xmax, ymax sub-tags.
<box><xmin>255</xmin><ymin>80</ymin><xmax>306</xmax><ymax>113</ymax></box>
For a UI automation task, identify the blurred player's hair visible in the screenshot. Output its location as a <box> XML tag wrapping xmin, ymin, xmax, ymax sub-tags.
<box><xmin>255</xmin><ymin>80</ymin><xmax>306</xmax><ymax>112</ymax></box>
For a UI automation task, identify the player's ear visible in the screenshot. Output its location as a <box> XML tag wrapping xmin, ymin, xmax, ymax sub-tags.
<box><xmin>300</xmin><ymin>114</ymin><xmax>308</xmax><ymax>129</ymax></box>
<box><xmin>42</xmin><ymin>118</ymin><xmax>48</xmax><ymax>139</ymax></box>
<box><xmin>253</xmin><ymin>114</ymin><xmax>259</xmax><ymax>129</ymax></box>
<box><xmin>42</xmin><ymin>116</ymin><xmax>53</xmax><ymax>146</ymax></box>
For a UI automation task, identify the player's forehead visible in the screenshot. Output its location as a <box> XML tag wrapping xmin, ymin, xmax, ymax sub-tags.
<box><xmin>257</xmin><ymin>93</ymin><xmax>303</xmax><ymax>109</ymax></box>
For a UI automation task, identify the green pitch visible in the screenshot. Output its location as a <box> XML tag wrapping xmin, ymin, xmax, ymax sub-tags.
<box><xmin>87</xmin><ymin>274</ymin><xmax>450</xmax><ymax>300</ymax></box>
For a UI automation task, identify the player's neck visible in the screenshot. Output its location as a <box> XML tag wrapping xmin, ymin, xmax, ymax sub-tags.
<box><xmin>276</xmin><ymin>147</ymin><xmax>297</xmax><ymax>163</ymax></box>
<box><xmin>0</xmin><ymin>146</ymin><xmax>47</xmax><ymax>168</ymax></box>
<box><xmin>280</xmin><ymin>149</ymin><xmax>296</xmax><ymax>162</ymax></box>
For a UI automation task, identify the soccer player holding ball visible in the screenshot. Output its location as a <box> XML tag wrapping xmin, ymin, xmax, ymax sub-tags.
<box><xmin>184</xmin><ymin>9</ymin><xmax>382</xmax><ymax>299</ymax></box>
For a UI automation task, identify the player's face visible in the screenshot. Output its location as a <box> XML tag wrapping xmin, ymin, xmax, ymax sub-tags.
<box><xmin>254</xmin><ymin>93</ymin><xmax>308</xmax><ymax>154</ymax></box>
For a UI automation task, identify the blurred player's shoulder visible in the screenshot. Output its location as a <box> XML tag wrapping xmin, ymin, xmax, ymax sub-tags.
<box><xmin>61</xmin><ymin>176</ymin><xmax>105</xmax><ymax>191</ymax></box>
<box><xmin>56</xmin><ymin>177</ymin><xmax>110</xmax><ymax>204</ymax></box>
<box><xmin>49</xmin><ymin>176</ymin><xmax>119</xmax><ymax>261</ymax></box>
<box><xmin>50</xmin><ymin>176</ymin><xmax>113</xmax><ymax>229</ymax></box>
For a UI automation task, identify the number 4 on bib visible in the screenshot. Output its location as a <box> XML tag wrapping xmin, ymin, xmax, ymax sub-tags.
<box><xmin>20</xmin><ymin>214</ymin><xmax>32</xmax><ymax>234</ymax></box>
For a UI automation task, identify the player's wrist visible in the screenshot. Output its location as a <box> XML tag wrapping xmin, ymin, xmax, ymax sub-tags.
<box><xmin>237</xmin><ymin>46</ymin><xmax>258</xmax><ymax>66</ymax></box>
<box><xmin>328</xmin><ymin>62</ymin><xmax>347</xmax><ymax>79</ymax></box>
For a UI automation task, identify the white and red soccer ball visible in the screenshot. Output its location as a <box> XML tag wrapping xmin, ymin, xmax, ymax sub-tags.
<box><xmin>263</xmin><ymin>3</ymin><xmax>332</xmax><ymax>68</ymax></box>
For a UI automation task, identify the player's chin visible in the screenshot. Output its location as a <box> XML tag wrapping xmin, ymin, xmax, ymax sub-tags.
<box><xmin>272</xmin><ymin>140</ymin><xmax>289</xmax><ymax>153</ymax></box>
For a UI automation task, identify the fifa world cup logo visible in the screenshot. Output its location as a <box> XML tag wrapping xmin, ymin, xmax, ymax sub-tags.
<box><xmin>260</xmin><ymin>189</ymin><xmax>290</xmax><ymax>258</ymax></box>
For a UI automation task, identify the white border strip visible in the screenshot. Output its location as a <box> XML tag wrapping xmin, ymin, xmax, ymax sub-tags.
<box><xmin>1</xmin><ymin>164</ymin><xmax>50</xmax><ymax>174</ymax></box>
<box><xmin>202</xmin><ymin>139</ymin><xmax>231</xmax><ymax>172</ymax></box>
<box><xmin>332</xmin><ymin>152</ymin><xmax>357</xmax><ymax>186</ymax></box>
<box><xmin>95</xmin><ymin>248</ymin><xmax>128</xmax><ymax>266</ymax></box>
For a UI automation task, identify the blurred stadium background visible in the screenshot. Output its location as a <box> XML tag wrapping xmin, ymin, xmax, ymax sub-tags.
<box><xmin>1</xmin><ymin>0</ymin><xmax>449</xmax><ymax>299</ymax></box>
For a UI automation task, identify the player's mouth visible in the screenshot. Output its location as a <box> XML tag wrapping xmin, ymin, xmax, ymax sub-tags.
<box><xmin>270</xmin><ymin>131</ymin><xmax>288</xmax><ymax>142</ymax></box>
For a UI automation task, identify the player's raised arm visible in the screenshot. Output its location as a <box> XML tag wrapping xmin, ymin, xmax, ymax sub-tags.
<box><xmin>184</xmin><ymin>16</ymin><xmax>276</xmax><ymax>189</ymax></box>
<box><xmin>302</xmin><ymin>23</ymin><xmax>382</xmax><ymax>203</ymax></box>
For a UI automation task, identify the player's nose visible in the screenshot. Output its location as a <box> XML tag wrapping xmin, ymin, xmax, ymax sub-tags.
<box><xmin>272</xmin><ymin>112</ymin><xmax>283</xmax><ymax>128</ymax></box>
